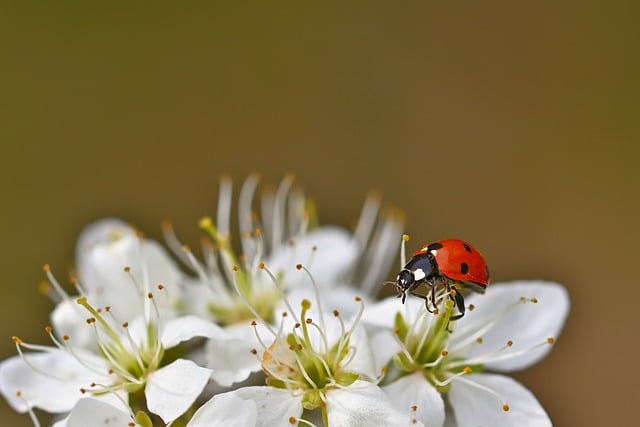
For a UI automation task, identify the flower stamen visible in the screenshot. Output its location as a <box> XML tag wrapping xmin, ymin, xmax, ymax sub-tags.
<box><xmin>453</xmin><ymin>375</ymin><xmax>510</xmax><ymax>412</ymax></box>
<box><xmin>15</xmin><ymin>391</ymin><xmax>41</xmax><ymax>427</ymax></box>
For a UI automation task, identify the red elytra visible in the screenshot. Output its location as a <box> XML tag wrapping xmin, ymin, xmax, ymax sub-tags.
<box><xmin>413</xmin><ymin>239</ymin><xmax>489</xmax><ymax>293</ymax></box>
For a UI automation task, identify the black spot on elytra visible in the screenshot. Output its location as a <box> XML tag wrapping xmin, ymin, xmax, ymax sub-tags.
<box><xmin>428</xmin><ymin>242</ymin><xmax>443</xmax><ymax>252</ymax></box>
<box><xmin>460</xmin><ymin>262</ymin><xmax>469</xmax><ymax>274</ymax></box>
<box><xmin>463</xmin><ymin>243</ymin><xmax>472</xmax><ymax>253</ymax></box>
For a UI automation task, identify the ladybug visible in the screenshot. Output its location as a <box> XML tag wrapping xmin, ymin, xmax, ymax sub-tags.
<box><xmin>395</xmin><ymin>239</ymin><xmax>489</xmax><ymax>320</ymax></box>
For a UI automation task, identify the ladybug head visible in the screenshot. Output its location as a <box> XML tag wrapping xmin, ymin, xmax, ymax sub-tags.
<box><xmin>396</xmin><ymin>269</ymin><xmax>415</xmax><ymax>303</ymax></box>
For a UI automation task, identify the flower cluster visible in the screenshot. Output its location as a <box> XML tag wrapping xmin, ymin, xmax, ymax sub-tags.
<box><xmin>0</xmin><ymin>176</ymin><xmax>569</xmax><ymax>427</ymax></box>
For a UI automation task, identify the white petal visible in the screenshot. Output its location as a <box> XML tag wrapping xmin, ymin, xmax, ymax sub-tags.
<box><xmin>75</xmin><ymin>218</ymin><xmax>135</xmax><ymax>255</ymax></box>
<box><xmin>0</xmin><ymin>350</ymin><xmax>110</xmax><ymax>413</ymax></box>
<box><xmin>187</xmin><ymin>392</ymin><xmax>257</xmax><ymax>427</ymax></box>
<box><xmin>342</xmin><ymin>325</ymin><xmax>379</xmax><ymax>380</ymax></box>
<box><xmin>145</xmin><ymin>359</ymin><xmax>212</xmax><ymax>423</ymax></box>
<box><xmin>449</xmin><ymin>373</ymin><xmax>551</xmax><ymax>427</ymax></box>
<box><xmin>454</xmin><ymin>281</ymin><xmax>570</xmax><ymax>371</ymax></box>
<box><xmin>50</xmin><ymin>298</ymin><xmax>97</xmax><ymax>349</ymax></box>
<box><xmin>368</xmin><ymin>330</ymin><xmax>401</xmax><ymax>374</ymax></box>
<box><xmin>360</xmin><ymin>295</ymin><xmax>425</xmax><ymax>331</ymax></box>
<box><xmin>326</xmin><ymin>380</ymin><xmax>425</xmax><ymax>427</ymax></box>
<box><xmin>227</xmin><ymin>386</ymin><xmax>303</xmax><ymax>427</ymax></box>
<box><xmin>160</xmin><ymin>315</ymin><xmax>226</xmax><ymax>348</ymax></box>
<box><xmin>180</xmin><ymin>278</ymin><xmax>217</xmax><ymax>318</ymax></box>
<box><xmin>76</xmin><ymin>219</ymin><xmax>183</xmax><ymax>320</ymax></box>
<box><xmin>52</xmin><ymin>398</ymin><xmax>139</xmax><ymax>427</ymax></box>
<box><xmin>383</xmin><ymin>373</ymin><xmax>445</xmax><ymax>427</ymax></box>
<box><xmin>283</xmin><ymin>284</ymin><xmax>370</xmax><ymax>320</ymax></box>
<box><xmin>266</xmin><ymin>226</ymin><xmax>359</xmax><ymax>288</ymax></box>
<box><xmin>205</xmin><ymin>325</ymin><xmax>262</xmax><ymax>386</ymax></box>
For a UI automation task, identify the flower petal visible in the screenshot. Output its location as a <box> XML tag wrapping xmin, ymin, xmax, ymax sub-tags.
<box><xmin>160</xmin><ymin>315</ymin><xmax>226</xmax><ymax>349</ymax></box>
<box><xmin>454</xmin><ymin>281</ymin><xmax>570</xmax><ymax>371</ymax></box>
<box><xmin>283</xmin><ymin>284</ymin><xmax>370</xmax><ymax>320</ymax></box>
<box><xmin>342</xmin><ymin>325</ymin><xmax>379</xmax><ymax>380</ymax></box>
<box><xmin>209</xmin><ymin>386</ymin><xmax>303</xmax><ymax>427</ymax></box>
<box><xmin>186</xmin><ymin>391</ymin><xmax>258</xmax><ymax>427</ymax></box>
<box><xmin>267</xmin><ymin>226</ymin><xmax>359</xmax><ymax>288</ymax></box>
<box><xmin>145</xmin><ymin>359</ymin><xmax>212</xmax><ymax>423</ymax></box>
<box><xmin>360</xmin><ymin>295</ymin><xmax>425</xmax><ymax>330</ymax></box>
<box><xmin>75</xmin><ymin>219</ymin><xmax>183</xmax><ymax>320</ymax></box>
<box><xmin>368</xmin><ymin>330</ymin><xmax>401</xmax><ymax>374</ymax></box>
<box><xmin>0</xmin><ymin>350</ymin><xmax>110</xmax><ymax>413</ymax></box>
<box><xmin>449</xmin><ymin>373</ymin><xmax>551</xmax><ymax>427</ymax></box>
<box><xmin>51</xmin><ymin>398</ymin><xmax>139</xmax><ymax>427</ymax></box>
<box><xmin>205</xmin><ymin>325</ymin><xmax>262</xmax><ymax>386</ymax></box>
<box><xmin>50</xmin><ymin>299</ymin><xmax>97</xmax><ymax>349</ymax></box>
<box><xmin>326</xmin><ymin>380</ymin><xmax>425</xmax><ymax>427</ymax></box>
<box><xmin>383</xmin><ymin>373</ymin><xmax>445</xmax><ymax>427</ymax></box>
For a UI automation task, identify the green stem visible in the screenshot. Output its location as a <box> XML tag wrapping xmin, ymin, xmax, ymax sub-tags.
<box><xmin>322</xmin><ymin>405</ymin><xmax>329</xmax><ymax>427</ymax></box>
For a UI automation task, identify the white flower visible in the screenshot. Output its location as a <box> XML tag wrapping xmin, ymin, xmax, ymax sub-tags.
<box><xmin>163</xmin><ymin>175</ymin><xmax>403</xmax><ymax>386</ymax></box>
<box><xmin>192</xmin><ymin>281</ymin><xmax>423</xmax><ymax>427</ymax></box>
<box><xmin>75</xmin><ymin>218</ymin><xmax>184</xmax><ymax>320</ymax></box>
<box><xmin>52</xmin><ymin>398</ymin><xmax>142</xmax><ymax>427</ymax></box>
<box><xmin>166</xmin><ymin>175</ymin><xmax>402</xmax><ymax>323</ymax></box>
<box><xmin>362</xmin><ymin>281</ymin><xmax>570</xmax><ymax>427</ymax></box>
<box><xmin>0</xmin><ymin>275</ymin><xmax>220</xmax><ymax>424</ymax></box>
<box><xmin>45</xmin><ymin>219</ymin><xmax>185</xmax><ymax>350</ymax></box>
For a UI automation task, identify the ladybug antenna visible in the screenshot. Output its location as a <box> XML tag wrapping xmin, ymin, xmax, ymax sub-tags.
<box><xmin>382</xmin><ymin>280</ymin><xmax>395</xmax><ymax>288</ymax></box>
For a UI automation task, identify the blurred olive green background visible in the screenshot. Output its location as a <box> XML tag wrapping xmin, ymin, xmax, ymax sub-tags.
<box><xmin>1</xmin><ymin>2</ymin><xmax>638</xmax><ymax>426</ymax></box>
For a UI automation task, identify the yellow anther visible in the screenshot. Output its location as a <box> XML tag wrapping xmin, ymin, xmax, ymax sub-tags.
<box><xmin>402</xmin><ymin>234</ymin><xmax>410</xmax><ymax>242</ymax></box>
<box><xmin>547</xmin><ymin>337</ymin><xmax>555</xmax><ymax>344</ymax></box>
<box><xmin>198</xmin><ymin>216</ymin><xmax>214</xmax><ymax>230</ymax></box>
<box><xmin>38</xmin><ymin>281</ymin><xmax>51</xmax><ymax>295</ymax></box>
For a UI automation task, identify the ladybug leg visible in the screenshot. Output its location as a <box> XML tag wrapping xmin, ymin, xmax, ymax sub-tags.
<box><xmin>430</xmin><ymin>284</ymin><xmax>438</xmax><ymax>313</ymax></box>
<box><xmin>408</xmin><ymin>283</ymin><xmax>438</xmax><ymax>313</ymax></box>
<box><xmin>412</xmin><ymin>284</ymin><xmax>438</xmax><ymax>313</ymax></box>
<box><xmin>449</xmin><ymin>289</ymin><xmax>466</xmax><ymax>321</ymax></box>
<box><xmin>408</xmin><ymin>289</ymin><xmax>429</xmax><ymax>307</ymax></box>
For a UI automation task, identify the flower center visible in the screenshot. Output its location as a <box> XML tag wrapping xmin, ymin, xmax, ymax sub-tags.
<box><xmin>75</xmin><ymin>296</ymin><xmax>164</xmax><ymax>386</ymax></box>
<box><xmin>392</xmin><ymin>299</ymin><xmax>471</xmax><ymax>392</ymax></box>
<box><xmin>257</xmin><ymin>298</ymin><xmax>363</xmax><ymax>410</ymax></box>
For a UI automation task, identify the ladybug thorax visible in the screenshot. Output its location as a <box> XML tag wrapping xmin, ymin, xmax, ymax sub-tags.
<box><xmin>404</xmin><ymin>253</ymin><xmax>438</xmax><ymax>282</ymax></box>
